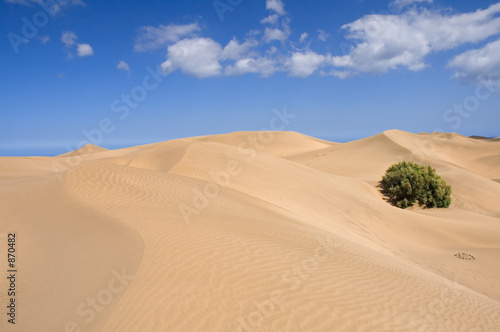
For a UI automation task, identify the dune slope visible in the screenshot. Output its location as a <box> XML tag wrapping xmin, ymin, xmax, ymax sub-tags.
<box><xmin>1</xmin><ymin>130</ymin><xmax>499</xmax><ymax>331</ymax></box>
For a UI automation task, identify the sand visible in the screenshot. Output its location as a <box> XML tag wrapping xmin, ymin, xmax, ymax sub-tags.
<box><xmin>1</xmin><ymin>130</ymin><xmax>499</xmax><ymax>331</ymax></box>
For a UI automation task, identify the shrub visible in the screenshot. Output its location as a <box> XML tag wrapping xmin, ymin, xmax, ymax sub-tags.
<box><xmin>381</xmin><ymin>161</ymin><xmax>451</xmax><ymax>209</ymax></box>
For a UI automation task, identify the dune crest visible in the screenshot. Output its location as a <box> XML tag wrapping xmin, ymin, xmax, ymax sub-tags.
<box><xmin>57</xmin><ymin>143</ymin><xmax>109</xmax><ymax>157</ymax></box>
<box><xmin>1</xmin><ymin>130</ymin><xmax>499</xmax><ymax>331</ymax></box>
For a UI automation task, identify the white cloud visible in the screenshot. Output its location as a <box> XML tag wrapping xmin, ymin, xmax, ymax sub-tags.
<box><xmin>117</xmin><ymin>60</ymin><xmax>130</xmax><ymax>72</ymax></box>
<box><xmin>263</xmin><ymin>27</ymin><xmax>289</xmax><ymax>42</ymax></box>
<box><xmin>299</xmin><ymin>32</ymin><xmax>308</xmax><ymax>43</ymax></box>
<box><xmin>260</xmin><ymin>14</ymin><xmax>279</xmax><ymax>25</ymax></box>
<box><xmin>448</xmin><ymin>38</ymin><xmax>500</xmax><ymax>85</ymax></box>
<box><xmin>161</xmin><ymin>35</ymin><xmax>280</xmax><ymax>78</ymax></box>
<box><xmin>260</xmin><ymin>0</ymin><xmax>290</xmax><ymax>44</ymax></box>
<box><xmin>414</xmin><ymin>5</ymin><xmax>500</xmax><ymax>51</ymax></box>
<box><xmin>134</xmin><ymin>23</ymin><xmax>200</xmax><ymax>52</ymax></box>
<box><xmin>317</xmin><ymin>29</ymin><xmax>329</xmax><ymax>42</ymax></box>
<box><xmin>266</xmin><ymin>0</ymin><xmax>285</xmax><ymax>15</ymax></box>
<box><xmin>331</xmin><ymin>3</ymin><xmax>500</xmax><ymax>75</ymax></box>
<box><xmin>332</xmin><ymin>14</ymin><xmax>430</xmax><ymax>74</ymax></box>
<box><xmin>61</xmin><ymin>32</ymin><xmax>93</xmax><ymax>58</ymax></box>
<box><xmin>287</xmin><ymin>51</ymin><xmax>328</xmax><ymax>78</ymax></box>
<box><xmin>150</xmin><ymin>1</ymin><xmax>500</xmax><ymax>82</ymax></box>
<box><xmin>225</xmin><ymin>57</ymin><xmax>278</xmax><ymax>77</ymax></box>
<box><xmin>61</xmin><ymin>31</ymin><xmax>77</xmax><ymax>47</ymax></box>
<box><xmin>221</xmin><ymin>38</ymin><xmax>258</xmax><ymax>60</ymax></box>
<box><xmin>161</xmin><ymin>38</ymin><xmax>222</xmax><ymax>78</ymax></box>
<box><xmin>77</xmin><ymin>43</ymin><xmax>93</xmax><ymax>57</ymax></box>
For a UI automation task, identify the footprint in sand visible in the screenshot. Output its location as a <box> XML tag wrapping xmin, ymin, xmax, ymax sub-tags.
<box><xmin>454</xmin><ymin>252</ymin><xmax>475</xmax><ymax>260</ymax></box>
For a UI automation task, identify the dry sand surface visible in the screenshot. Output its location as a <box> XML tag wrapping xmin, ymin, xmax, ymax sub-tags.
<box><xmin>1</xmin><ymin>130</ymin><xmax>500</xmax><ymax>331</ymax></box>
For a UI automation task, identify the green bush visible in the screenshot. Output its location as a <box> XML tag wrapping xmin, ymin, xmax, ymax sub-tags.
<box><xmin>381</xmin><ymin>161</ymin><xmax>451</xmax><ymax>209</ymax></box>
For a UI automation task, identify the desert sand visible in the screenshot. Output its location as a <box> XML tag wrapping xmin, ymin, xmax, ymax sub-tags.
<box><xmin>1</xmin><ymin>130</ymin><xmax>499</xmax><ymax>331</ymax></box>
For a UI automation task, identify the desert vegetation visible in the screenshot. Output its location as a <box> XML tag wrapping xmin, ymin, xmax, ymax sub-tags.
<box><xmin>381</xmin><ymin>161</ymin><xmax>452</xmax><ymax>209</ymax></box>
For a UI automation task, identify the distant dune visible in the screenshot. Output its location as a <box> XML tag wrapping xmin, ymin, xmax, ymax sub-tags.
<box><xmin>57</xmin><ymin>143</ymin><xmax>109</xmax><ymax>157</ymax></box>
<box><xmin>1</xmin><ymin>130</ymin><xmax>499</xmax><ymax>331</ymax></box>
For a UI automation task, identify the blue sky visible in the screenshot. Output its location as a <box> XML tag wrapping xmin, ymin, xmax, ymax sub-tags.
<box><xmin>1</xmin><ymin>0</ymin><xmax>499</xmax><ymax>156</ymax></box>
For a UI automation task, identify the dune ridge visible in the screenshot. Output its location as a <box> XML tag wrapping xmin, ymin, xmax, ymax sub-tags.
<box><xmin>1</xmin><ymin>130</ymin><xmax>499</xmax><ymax>331</ymax></box>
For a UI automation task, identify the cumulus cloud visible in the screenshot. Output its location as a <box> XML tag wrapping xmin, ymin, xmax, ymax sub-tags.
<box><xmin>330</xmin><ymin>3</ymin><xmax>500</xmax><ymax>76</ymax></box>
<box><xmin>154</xmin><ymin>0</ymin><xmax>289</xmax><ymax>79</ymax></box>
<box><xmin>225</xmin><ymin>57</ymin><xmax>278</xmax><ymax>77</ymax></box>
<box><xmin>161</xmin><ymin>36</ymin><xmax>278</xmax><ymax>78</ymax></box>
<box><xmin>61</xmin><ymin>31</ymin><xmax>77</xmax><ymax>47</ymax></box>
<box><xmin>117</xmin><ymin>60</ymin><xmax>130</xmax><ymax>72</ymax></box>
<box><xmin>263</xmin><ymin>27</ymin><xmax>289</xmax><ymax>42</ymax></box>
<box><xmin>155</xmin><ymin>0</ymin><xmax>500</xmax><ymax>82</ymax></box>
<box><xmin>287</xmin><ymin>51</ymin><xmax>328</xmax><ymax>77</ymax></box>
<box><xmin>161</xmin><ymin>38</ymin><xmax>223</xmax><ymax>78</ymax></box>
<box><xmin>221</xmin><ymin>38</ymin><xmax>258</xmax><ymax>60</ymax></box>
<box><xmin>61</xmin><ymin>32</ymin><xmax>93</xmax><ymax>58</ymax></box>
<box><xmin>134</xmin><ymin>23</ymin><xmax>200</xmax><ymax>52</ymax></box>
<box><xmin>260</xmin><ymin>14</ymin><xmax>279</xmax><ymax>25</ymax></box>
<box><xmin>260</xmin><ymin>0</ymin><xmax>290</xmax><ymax>44</ymax></box>
<box><xmin>448</xmin><ymin>38</ymin><xmax>500</xmax><ymax>85</ymax></box>
<box><xmin>332</xmin><ymin>14</ymin><xmax>430</xmax><ymax>74</ymax></box>
<box><xmin>266</xmin><ymin>0</ymin><xmax>285</xmax><ymax>15</ymax></box>
<box><xmin>416</xmin><ymin>6</ymin><xmax>500</xmax><ymax>51</ymax></box>
<box><xmin>77</xmin><ymin>43</ymin><xmax>93</xmax><ymax>57</ymax></box>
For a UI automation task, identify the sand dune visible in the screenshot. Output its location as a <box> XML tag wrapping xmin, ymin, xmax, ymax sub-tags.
<box><xmin>58</xmin><ymin>144</ymin><xmax>109</xmax><ymax>157</ymax></box>
<box><xmin>1</xmin><ymin>130</ymin><xmax>499</xmax><ymax>331</ymax></box>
